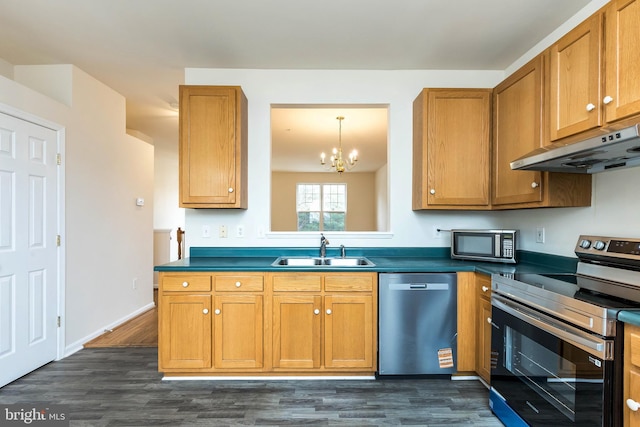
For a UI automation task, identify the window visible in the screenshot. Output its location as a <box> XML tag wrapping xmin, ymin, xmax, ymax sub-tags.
<box><xmin>296</xmin><ymin>184</ymin><xmax>346</xmax><ymax>231</ymax></box>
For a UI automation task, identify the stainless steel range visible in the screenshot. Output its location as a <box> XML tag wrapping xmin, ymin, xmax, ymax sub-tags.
<box><xmin>489</xmin><ymin>235</ymin><xmax>640</xmax><ymax>427</ymax></box>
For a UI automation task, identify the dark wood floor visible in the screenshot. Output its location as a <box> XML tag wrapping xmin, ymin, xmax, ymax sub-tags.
<box><xmin>0</xmin><ymin>347</ymin><xmax>503</xmax><ymax>426</ymax></box>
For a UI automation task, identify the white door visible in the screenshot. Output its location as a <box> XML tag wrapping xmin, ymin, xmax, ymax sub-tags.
<box><xmin>0</xmin><ymin>112</ymin><xmax>59</xmax><ymax>387</ymax></box>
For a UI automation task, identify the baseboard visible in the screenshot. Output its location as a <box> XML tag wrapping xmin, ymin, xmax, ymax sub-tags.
<box><xmin>63</xmin><ymin>301</ymin><xmax>155</xmax><ymax>358</ymax></box>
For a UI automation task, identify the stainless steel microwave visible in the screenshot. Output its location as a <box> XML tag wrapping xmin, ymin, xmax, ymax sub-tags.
<box><xmin>451</xmin><ymin>229</ymin><xmax>517</xmax><ymax>263</ymax></box>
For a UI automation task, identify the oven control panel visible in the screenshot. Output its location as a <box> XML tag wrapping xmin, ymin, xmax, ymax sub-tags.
<box><xmin>576</xmin><ymin>235</ymin><xmax>640</xmax><ymax>261</ymax></box>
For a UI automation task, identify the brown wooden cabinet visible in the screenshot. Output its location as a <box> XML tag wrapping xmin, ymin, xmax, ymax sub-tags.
<box><xmin>604</xmin><ymin>0</ymin><xmax>640</xmax><ymax>124</ymax></box>
<box><xmin>476</xmin><ymin>274</ymin><xmax>492</xmax><ymax>384</ymax></box>
<box><xmin>270</xmin><ymin>272</ymin><xmax>377</xmax><ymax>373</ymax></box>
<box><xmin>624</xmin><ymin>323</ymin><xmax>640</xmax><ymax>426</ymax></box>
<box><xmin>549</xmin><ymin>14</ymin><xmax>603</xmax><ymax>141</ymax></box>
<box><xmin>179</xmin><ymin>85</ymin><xmax>247</xmax><ymax>208</ymax></box>
<box><xmin>492</xmin><ymin>54</ymin><xmax>592</xmax><ymax>209</ymax></box>
<box><xmin>412</xmin><ymin>88</ymin><xmax>491</xmax><ymax>210</ymax></box>
<box><xmin>549</xmin><ymin>0</ymin><xmax>640</xmax><ymax>143</ymax></box>
<box><xmin>158</xmin><ymin>274</ymin><xmax>213</xmax><ymax>370</ymax></box>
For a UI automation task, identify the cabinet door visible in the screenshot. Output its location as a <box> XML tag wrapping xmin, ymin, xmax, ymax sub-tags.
<box><xmin>605</xmin><ymin>0</ymin><xmax>640</xmax><ymax>123</ymax></box>
<box><xmin>272</xmin><ymin>295</ymin><xmax>322</xmax><ymax>369</ymax></box>
<box><xmin>412</xmin><ymin>89</ymin><xmax>491</xmax><ymax>209</ymax></box>
<box><xmin>549</xmin><ymin>14</ymin><xmax>603</xmax><ymax>141</ymax></box>
<box><xmin>492</xmin><ymin>55</ymin><xmax>544</xmax><ymax>206</ymax></box>
<box><xmin>213</xmin><ymin>294</ymin><xmax>263</xmax><ymax>369</ymax></box>
<box><xmin>477</xmin><ymin>297</ymin><xmax>492</xmax><ymax>384</ymax></box>
<box><xmin>159</xmin><ymin>294</ymin><xmax>212</xmax><ymax>370</ymax></box>
<box><xmin>179</xmin><ymin>85</ymin><xmax>247</xmax><ymax>208</ymax></box>
<box><xmin>324</xmin><ymin>294</ymin><xmax>374</xmax><ymax>369</ymax></box>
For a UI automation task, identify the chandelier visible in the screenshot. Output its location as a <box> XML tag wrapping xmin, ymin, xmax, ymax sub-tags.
<box><xmin>320</xmin><ymin>116</ymin><xmax>358</xmax><ymax>173</ymax></box>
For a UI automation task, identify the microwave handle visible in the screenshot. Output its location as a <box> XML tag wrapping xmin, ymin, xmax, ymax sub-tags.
<box><xmin>492</xmin><ymin>294</ymin><xmax>612</xmax><ymax>360</ymax></box>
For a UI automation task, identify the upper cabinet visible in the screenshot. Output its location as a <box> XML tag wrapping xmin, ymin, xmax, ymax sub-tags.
<box><xmin>179</xmin><ymin>85</ymin><xmax>248</xmax><ymax>209</ymax></box>
<box><xmin>492</xmin><ymin>54</ymin><xmax>592</xmax><ymax>209</ymax></box>
<box><xmin>549</xmin><ymin>13</ymin><xmax>603</xmax><ymax>141</ymax></box>
<box><xmin>604</xmin><ymin>0</ymin><xmax>640</xmax><ymax>124</ymax></box>
<box><xmin>549</xmin><ymin>0</ymin><xmax>640</xmax><ymax>142</ymax></box>
<box><xmin>412</xmin><ymin>88</ymin><xmax>492</xmax><ymax>210</ymax></box>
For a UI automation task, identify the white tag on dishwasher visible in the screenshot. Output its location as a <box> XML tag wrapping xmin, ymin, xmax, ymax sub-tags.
<box><xmin>438</xmin><ymin>348</ymin><xmax>454</xmax><ymax>368</ymax></box>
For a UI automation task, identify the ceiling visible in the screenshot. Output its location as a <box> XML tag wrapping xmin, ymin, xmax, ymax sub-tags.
<box><xmin>0</xmin><ymin>0</ymin><xmax>592</xmax><ymax>163</ymax></box>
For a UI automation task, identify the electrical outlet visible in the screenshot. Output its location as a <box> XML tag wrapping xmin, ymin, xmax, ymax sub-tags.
<box><xmin>236</xmin><ymin>225</ymin><xmax>244</xmax><ymax>238</ymax></box>
<box><xmin>536</xmin><ymin>227</ymin><xmax>545</xmax><ymax>243</ymax></box>
<box><xmin>132</xmin><ymin>278</ymin><xmax>137</xmax><ymax>290</ymax></box>
<box><xmin>202</xmin><ymin>225</ymin><xmax>211</xmax><ymax>238</ymax></box>
<box><xmin>219</xmin><ymin>225</ymin><xmax>228</xmax><ymax>238</ymax></box>
<box><xmin>433</xmin><ymin>226</ymin><xmax>443</xmax><ymax>239</ymax></box>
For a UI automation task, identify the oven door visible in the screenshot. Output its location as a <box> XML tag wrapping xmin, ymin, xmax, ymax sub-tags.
<box><xmin>490</xmin><ymin>294</ymin><xmax>616</xmax><ymax>427</ymax></box>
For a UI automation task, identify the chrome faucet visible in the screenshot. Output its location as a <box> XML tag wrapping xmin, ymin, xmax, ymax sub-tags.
<box><xmin>340</xmin><ymin>244</ymin><xmax>346</xmax><ymax>258</ymax></box>
<box><xmin>320</xmin><ymin>233</ymin><xmax>329</xmax><ymax>258</ymax></box>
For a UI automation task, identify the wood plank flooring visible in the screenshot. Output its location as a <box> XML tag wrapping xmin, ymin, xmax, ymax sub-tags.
<box><xmin>0</xmin><ymin>347</ymin><xmax>502</xmax><ymax>426</ymax></box>
<box><xmin>84</xmin><ymin>290</ymin><xmax>158</xmax><ymax>348</ymax></box>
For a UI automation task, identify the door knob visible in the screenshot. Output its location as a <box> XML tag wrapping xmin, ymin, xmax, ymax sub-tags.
<box><xmin>531</xmin><ymin>182</ymin><xmax>539</xmax><ymax>188</ymax></box>
<box><xmin>228</xmin><ymin>187</ymin><xmax>234</xmax><ymax>193</ymax></box>
<box><xmin>235</xmin><ymin>281</ymin><xmax>241</xmax><ymax>288</ymax></box>
<box><xmin>627</xmin><ymin>398</ymin><xmax>640</xmax><ymax>412</ymax></box>
<box><xmin>214</xmin><ymin>309</ymin><xmax>221</xmax><ymax>315</ymax></box>
<box><xmin>182</xmin><ymin>281</ymin><xmax>189</xmax><ymax>288</ymax></box>
<box><xmin>603</xmin><ymin>95</ymin><xmax>613</xmax><ymax>105</ymax></box>
<box><xmin>314</xmin><ymin>309</ymin><xmax>320</xmax><ymax>315</ymax></box>
<box><xmin>586</xmin><ymin>103</ymin><xmax>596</xmax><ymax>112</ymax></box>
<box><xmin>202</xmin><ymin>309</ymin><xmax>209</xmax><ymax>314</ymax></box>
<box><xmin>326</xmin><ymin>309</ymin><xmax>332</xmax><ymax>315</ymax></box>
<box><xmin>430</xmin><ymin>189</ymin><xmax>436</xmax><ymax>195</ymax></box>
<box><xmin>487</xmin><ymin>317</ymin><xmax>492</xmax><ymax>324</ymax></box>
<box><xmin>482</xmin><ymin>286</ymin><xmax>489</xmax><ymax>292</ymax></box>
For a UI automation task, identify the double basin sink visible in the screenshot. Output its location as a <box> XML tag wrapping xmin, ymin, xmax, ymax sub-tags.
<box><xmin>272</xmin><ymin>256</ymin><xmax>375</xmax><ymax>267</ymax></box>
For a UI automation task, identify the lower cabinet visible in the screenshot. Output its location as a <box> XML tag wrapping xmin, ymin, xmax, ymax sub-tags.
<box><xmin>624</xmin><ymin>323</ymin><xmax>640</xmax><ymax>426</ymax></box>
<box><xmin>476</xmin><ymin>274</ymin><xmax>492</xmax><ymax>384</ymax></box>
<box><xmin>159</xmin><ymin>271</ymin><xmax>377</xmax><ymax>376</ymax></box>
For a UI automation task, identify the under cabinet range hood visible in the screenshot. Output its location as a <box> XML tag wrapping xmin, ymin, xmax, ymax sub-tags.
<box><xmin>510</xmin><ymin>124</ymin><xmax>640</xmax><ymax>173</ymax></box>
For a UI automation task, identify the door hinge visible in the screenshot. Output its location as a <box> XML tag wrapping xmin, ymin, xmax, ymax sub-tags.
<box><xmin>57</xmin><ymin>316</ymin><xmax>61</xmax><ymax>327</ymax></box>
<box><xmin>56</xmin><ymin>235</ymin><xmax>61</xmax><ymax>246</ymax></box>
<box><xmin>57</xmin><ymin>153</ymin><xmax>61</xmax><ymax>165</ymax></box>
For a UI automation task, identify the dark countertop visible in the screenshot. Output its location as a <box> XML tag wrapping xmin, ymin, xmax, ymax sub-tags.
<box><xmin>155</xmin><ymin>246</ymin><xmax>578</xmax><ymax>276</ymax></box>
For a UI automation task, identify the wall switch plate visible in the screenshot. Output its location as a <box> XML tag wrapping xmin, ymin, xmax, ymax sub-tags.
<box><xmin>536</xmin><ymin>227</ymin><xmax>545</xmax><ymax>243</ymax></box>
<box><xmin>202</xmin><ymin>225</ymin><xmax>211</xmax><ymax>238</ymax></box>
<box><xmin>219</xmin><ymin>225</ymin><xmax>228</xmax><ymax>238</ymax></box>
<box><xmin>236</xmin><ymin>225</ymin><xmax>244</xmax><ymax>238</ymax></box>
<box><xmin>135</xmin><ymin>197</ymin><xmax>144</xmax><ymax>206</ymax></box>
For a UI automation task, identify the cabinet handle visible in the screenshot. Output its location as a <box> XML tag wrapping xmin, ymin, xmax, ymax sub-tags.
<box><xmin>182</xmin><ymin>281</ymin><xmax>189</xmax><ymax>288</ymax></box>
<box><xmin>314</xmin><ymin>309</ymin><xmax>320</xmax><ymax>315</ymax></box>
<box><xmin>482</xmin><ymin>286</ymin><xmax>489</xmax><ymax>292</ymax></box>
<box><xmin>235</xmin><ymin>281</ymin><xmax>241</xmax><ymax>288</ymax></box>
<box><xmin>202</xmin><ymin>309</ymin><xmax>209</xmax><ymax>315</ymax></box>
<box><xmin>430</xmin><ymin>189</ymin><xmax>436</xmax><ymax>195</ymax></box>
<box><xmin>487</xmin><ymin>317</ymin><xmax>492</xmax><ymax>324</ymax></box>
<box><xmin>531</xmin><ymin>182</ymin><xmax>539</xmax><ymax>188</ymax></box>
<box><xmin>214</xmin><ymin>309</ymin><xmax>221</xmax><ymax>315</ymax></box>
<box><xmin>627</xmin><ymin>398</ymin><xmax>640</xmax><ymax>412</ymax></box>
<box><xmin>326</xmin><ymin>309</ymin><xmax>332</xmax><ymax>315</ymax></box>
<box><xmin>586</xmin><ymin>103</ymin><xmax>596</xmax><ymax>112</ymax></box>
<box><xmin>228</xmin><ymin>187</ymin><xmax>234</xmax><ymax>193</ymax></box>
<box><xmin>603</xmin><ymin>95</ymin><xmax>614</xmax><ymax>105</ymax></box>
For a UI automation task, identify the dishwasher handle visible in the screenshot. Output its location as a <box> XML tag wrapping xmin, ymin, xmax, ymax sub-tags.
<box><xmin>388</xmin><ymin>282</ymin><xmax>451</xmax><ymax>291</ymax></box>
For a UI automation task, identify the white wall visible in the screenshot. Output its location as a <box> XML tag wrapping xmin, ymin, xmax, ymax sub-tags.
<box><xmin>0</xmin><ymin>63</ymin><xmax>155</xmax><ymax>355</ymax></box>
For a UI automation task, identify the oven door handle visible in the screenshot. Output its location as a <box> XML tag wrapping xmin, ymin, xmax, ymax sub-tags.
<box><xmin>492</xmin><ymin>294</ymin><xmax>613</xmax><ymax>360</ymax></box>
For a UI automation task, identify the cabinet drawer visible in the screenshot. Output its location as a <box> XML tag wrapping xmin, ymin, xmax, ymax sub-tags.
<box><xmin>325</xmin><ymin>275</ymin><xmax>373</xmax><ymax>292</ymax></box>
<box><xmin>272</xmin><ymin>275</ymin><xmax>322</xmax><ymax>292</ymax></box>
<box><xmin>476</xmin><ymin>274</ymin><xmax>492</xmax><ymax>300</ymax></box>
<box><xmin>215</xmin><ymin>275</ymin><xmax>264</xmax><ymax>292</ymax></box>
<box><xmin>162</xmin><ymin>275</ymin><xmax>212</xmax><ymax>292</ymax></box>
<box><xmin>629</xmin><ymin>325</ymin><xmax>640</xmax><ymax>368</ymax></box>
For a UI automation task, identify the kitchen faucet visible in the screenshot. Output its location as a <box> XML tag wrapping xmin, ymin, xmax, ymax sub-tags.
<box><xmin>320</xmin><ymin>233</ymin><xmax>329</xmax><ymax>258</ymax></box>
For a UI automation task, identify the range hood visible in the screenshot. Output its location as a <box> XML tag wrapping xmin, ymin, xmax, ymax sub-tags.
<box><xmin>510</xmin><ymin>124</ymin><xmax>640</xmax><ymax>173</ymax></box>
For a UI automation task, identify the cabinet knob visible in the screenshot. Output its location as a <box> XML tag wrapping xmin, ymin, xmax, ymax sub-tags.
<box><xmin>235</xmin><ymin>281</ymin><xmax>241</xmax><ymax>288</ymax></box>
<box><xmin>314</xmin><ymin>309</ymin><xmax>320</xmax><ymax>315</ymax></box>
<box><xmin>182</xmin><ymin>281</ymin><xmax>189</xmax><ymax>288</ymax></box>
<box><xmin>326</xmin><ymin>309</ymin><xmax>332</xmax><ymax>315</ymax></box>
<box><xmin>430</xmin><ymin>189</ymin><xmax>436</xmax><ymax>195</ymax></box>
<box><xmin>487</xmin><ymin>317</ymin><xmax>492</xmax><ymax>324</ymax></box>
<box><xmin>214</xmin><ymin>309</ymin><xmax>221</xmax><ymax>315</ymax></box>
<box><xmin>603</xmin><ymin>95</ymin><xmax>614</xmax><ymax>105</ymax></box>
<box><xmin>627</xmin><ymin>398</ymin><xmax>640</xmax><ymax>412</ymax></box>
<box><xmin>202</xmin><ymin>309</ymin><xmax>209</xmax><ymax>315</ymax></box>
<box><xmin>531</xmin><ymin>182</ymin><xmax>539</xmax><ymax>188</ymax></box>
<box><xmin>482</xmin><ymin>286</ymin><xmax>489</xmax><ymax>292</ymax></box>
<box><xmin>228</xmin><ymin>187</ymin><xmax>234</xmax><ymax>193</ymax></box>
<box><xmin>586</xmin><ymin>103</ymin><xmax>596</xmax><ymax>112</ymax></box>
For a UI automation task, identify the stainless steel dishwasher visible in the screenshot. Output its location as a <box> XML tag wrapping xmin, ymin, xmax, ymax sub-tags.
<box><xmin>378</xmin><ymin>273</ymin><xmax>457</xmax><ymax>376</ymax></box>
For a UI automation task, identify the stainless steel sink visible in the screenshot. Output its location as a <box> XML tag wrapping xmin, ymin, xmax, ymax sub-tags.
<box><xmin>271</xmin><ymin>256</ymin><xmax>375</xmax><ymax>267</ymax></box>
